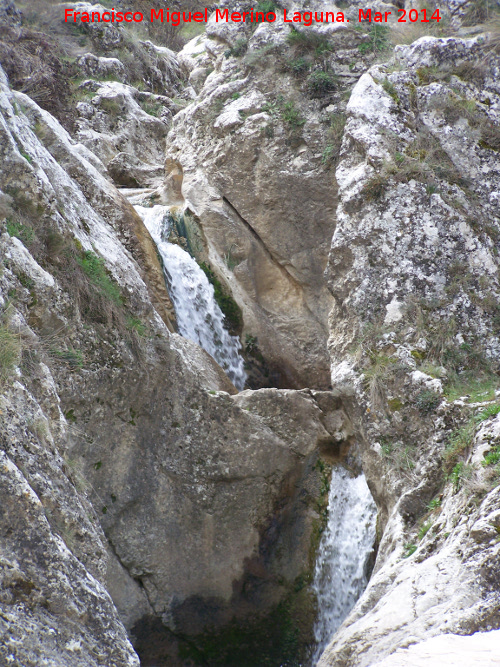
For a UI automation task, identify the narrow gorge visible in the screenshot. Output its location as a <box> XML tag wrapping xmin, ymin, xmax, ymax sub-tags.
<box><xmin>1</xmin><ymin>0</ymin><xmax>500</xmax><ymax>666</ymax></box>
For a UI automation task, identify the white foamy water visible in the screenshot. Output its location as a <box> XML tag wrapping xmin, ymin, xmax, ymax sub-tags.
<box><xmin>311</xmin><ymin>467</ymin><xmax>377</xmax><ymax>665</ymax></box>
<box><xmin>135</xmin><ymin>205</ymin><xmax>247</xmax><ymax>390</ymax></box>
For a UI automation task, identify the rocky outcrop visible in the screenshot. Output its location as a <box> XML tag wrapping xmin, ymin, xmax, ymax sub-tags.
<box><xmin>0</xmin><ymin>52</ymin><xmax>347</xmax><ymax>663</ymax></box>
<box><xmin>318</xmin><ymin>32</ymin><xmax>500</xmax><ymax>666</ymax></box>
<box><xmin>74</xmin><ymin>80</ymin><xmax>175</xmax><ymax>186</ymax></box>
<box><xmin>164</xmin><ymin>14</ymin><xmax>374</xmax><ymax>389</ymax></box>
<box><xmin>372</xmin><ymin>628</ymin><xmax>500</xmax><ymax>666</ymax></box>
<box><xmin>0</xmin><ymin>360</ymin><xmax>140</xmax><ymax>667</ymax></box>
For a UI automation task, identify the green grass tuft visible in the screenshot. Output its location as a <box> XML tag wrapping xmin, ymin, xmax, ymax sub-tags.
<box><xmin>77</xmin><ymin>251</ymin><xmax>123</xmax><ymax>306</ymax></box>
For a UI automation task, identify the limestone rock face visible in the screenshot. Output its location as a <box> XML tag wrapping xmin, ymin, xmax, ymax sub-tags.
<box><xmin>319</xmin><ymin>33</ymin><xmax>500</xmax><ymax>666</ymax></box>
<box><xmin>370</xmin><ymin>629</ymin><xmax>500</xmax><ymax>667</ymax></box>
<box><xmin>74</xmin><ymin>80</ymin><xmax>173</xmax><ymax>183</ymax></box>
<box><xmin>0</xmin><ymin>58</ymin><xmax>340</xmax><ymax>660</ymax></box>
<box><xmin>164</xmin><ymin>17</ymin><xmax>371</xmax><ymax>389</ymax></box>
<box><xmin>77</xmin><ymin>53</ymin><xmax>127</xmax><ymax>83</ymax></box>
<box><xmin>0</xmin><ymin>368</ymin><xmax>140</xmax><ymax>667</ymax></box>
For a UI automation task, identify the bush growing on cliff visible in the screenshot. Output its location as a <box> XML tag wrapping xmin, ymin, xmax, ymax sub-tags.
<box><xmin>307</xmin><ymin>70</ymin><xmax>337</xmax><ymax>97</ymax></box>
<box><xmin>287</xmin><ymin>27</ymin><xmax>332</xmax><ymax>56</ymax></box>
<box><xmin>357</xmin><ymin>24</ymin><xmax>390</xmax><ymax>54</ymax></box>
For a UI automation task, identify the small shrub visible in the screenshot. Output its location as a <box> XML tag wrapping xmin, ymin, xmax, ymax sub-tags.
<box><xmin>449</xmin><ymin>461</ymin><xmax>473</xmax><ymax>492</ymax></box>
<box><xmin>479</xmin><ymin>119</ymin><xmax>500</xmax><ymax>152</ymax></box>
<box><xmin>285</xmin><ymin>57</ymin><xmax>310</xmax><ymax>76</ymax></box>
<box><xmin>263</xmin><ymin>123</ymin><xmax>274</xmax><ymax>139</ymax></box>
<box><xmin>427</xmin><ymin>497</ymin><xmax>442</xmax><ymax>511</ymax></box>
<box><xmin>287</xmin><ymin>28</ymin><xmax>331</xmax><ymax>56</ymax></box>
<box><xmin>99</xmin><ymin>97</ymin><xmax>121</xmax><ymax>115</ymax></box>
<box><xmin>245</xmin><ymin>334</ymin><xmax>258</xmax><ymax>354</ymax></box>
<box><xmin>306</xmin><ymin>70</ymin><xmax>337</xmax><ymax>97</ymax></box>
<box><xmin>362</xmin><ymin>173</ymin><xmax>386</xmax><ymax>200</ymax></box>
<box><xmin>363</xmin><ymin>352</ymin><xmax>400</xmax><ymax>407</ymax></box>
<box><xmin>322</xmin><ymin>144</ymin><xmax>335</xmax><ymax>165</ymax></box>
<box><xmin>244</xmin><ymin>43</ymin><xmax>280</xmax><ymax>68</ymax></box>
<box><xmin>444</xmin><ymin>375</ymin><xmax>499</xmax><ymax>403</ymax></box>
<box><xmin>358</xmin><ymin>24</ymin><xmax>390</xmax><ymax>54</ymax></box>
<box><xmin>126</xmin><ymin>316</ymin><xmax>146</xmax><ymax>337</ymax></box>
<box><xmin>223</xmin><ymin>245</ymin><xmax>240</xmax><ymax>271</ymax></box>
<box><xmin>255</xmin><ymin>0</ymin><xmax>276</xmax><ymax>13</ymax></box>
<box><xmin>381</xmin><ymin>77</ymin><xmax>399</xmax><ymax>103</ymax></box>
<box><xmin>483</xmin><ymin>445</ymin><xmax>500</xmax><ymax>467</ymax></box>
<box><xmin>281</xmin><ymin>100</ymin><xmax>305</xmax><ymax>128</ymax></box>
<box><xmin>444</xmin><ymin>420</ymin><xmax>476</xmax><ymax>473</ymax></box>
<box><xmin>478</xmin><ymin>403</ymin><xmax>500</xmax><ymax>420</ymax></box>
<box><xmin>463</xmin><ymin>0</ymin><xmax>500</xmax><ymax>26</ymax></box>
<box><xmin>139</xmin><ymin>100</ymin><xmax>163</xmax><ymax>117</ymax></box>
<box><xmin>414</xmin><ymin>388</ymin><xmax>441</xmax><ymax>414</ymax></box>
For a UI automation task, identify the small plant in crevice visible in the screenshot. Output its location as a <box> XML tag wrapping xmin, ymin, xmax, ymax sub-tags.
<box><xmin>286</xmin><ymin>27</ymin><xmax>332</xmax><ymax>56</ymax></box>
<box><xmin>362</xmin><ymin>351</ymin><xmax>407</xmax><ymax>409</ymax></box>
<box><xmin>482</xmin><ymin>444</ymin><xmax>500</xmax><ymax>468</ymax></box>
<box><xmin>126</xmin><ymin>316</ymin><xmax>147</xmax><ymax>337</ymax></box>
<box><xmin>449</xmin><ymin>461</ymin><xmax>474</xmax><ymax>492</ymax></box>
<box><xmin>414</xmin><ymin>388</ymin><xmax>441</xmax><ymax>414</ymax></box>
<box><xmin>77</xmin><ymin>250</ymin><xmax>123</xmax><ymax>307</ymax></box>
<box><xmin>263</xmin><ymin>95</ymin><xmax>305</xmax><ymax>134</ymax></box>
<box><xmin>223</xmin><ymin>244</ymin><xmax>240</xmax><ymax>271</ymax></box>
<box><xmin>381</xmin><ymin>77</ymin><xmax>399</xmax><ymax>104</ymax></box>
<box><xmin>444</xmin><ymin>419</ymin><xmax>476</xmax><ymax>474</ymax></box>
<box><xmin>281</xmin><ymin>100</ymin><xmax>305</xmax><ymax>129</ymax></box>
<box><xmin>403</xmin><ymin>543</ymin><xmax>417</xmax><ymax>558</ymax></box>
<box><xmin>357</xmin><ymin>23</ymin><xmax>390</xmax><ymax>55</ymax></box>
<box><xmin>285</xmin><ymin>56</ymin><xmax>310</xmax><ymax>77</ymax></box>
<box><xmin>50</xmin><ymin>347</ymin><xmax>84</xmax><ymax>370</ymax></box>
<box><xmin>139</xmin><ymin>99</ymin><xmax>163</xmax><ymax>117</ymax></box>
<box><xmin>444</xmin><ymin>402</ymin><xmax>500</xmax><ymax>478</ymax></box>
<box><xmin>427</xmin><ymin>496</ymin><xmax>442</xmax><ymax>511</ymax></box>
<box><xmin>255</xmin><ymin>0</ymin><xmax>277</xmax><ymax>14</ymax></box>
<box><xmin>417</xmin><ymin>520</ymin><xmax>432</xmax><ymax>541</ymax></box>
<box><xmin>6</xmin><ymin>219</ymin><xmax>35</xmax><ymax>247</ymax></box>
<box><xmin>306</xmin><ymin>70</ymin><xmax>337</xmax><ymax>98</ymax></box>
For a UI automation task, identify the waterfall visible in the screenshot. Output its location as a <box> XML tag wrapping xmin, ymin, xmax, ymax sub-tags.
<box><xmin>311</xmin><ymin>467</ymin><xmax>377</xmax><ymax>665</ymax></box>
<box><xmin>135</xmin><ymin>204</ymin><xmax>247</xmax><ymax>390</ymax></box>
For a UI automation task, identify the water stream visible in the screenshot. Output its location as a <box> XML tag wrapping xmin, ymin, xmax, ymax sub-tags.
<box><xmin>132</xmin><ymin>200</ymin><xmax>375</xmax><ymax>666</ymax></box>
<box><xmin>134</xmin><ymin>204</ymin><xmax>247</xmax><ymax>390</ymax></box>
<box><xmin>311</xmin><ymin>467</ymin><xmax>377</xmax><ymax>665</ymax></box>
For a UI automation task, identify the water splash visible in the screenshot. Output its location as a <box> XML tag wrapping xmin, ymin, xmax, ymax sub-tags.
<box><xmin>311</xmin><ymin>467</ymin><xmax>377</xmax><ymax>665</ymax></box>
<box><xmin>135</xmin><ymin>205</ymin><xmax>247</xmax><ymax>390</ymax></box>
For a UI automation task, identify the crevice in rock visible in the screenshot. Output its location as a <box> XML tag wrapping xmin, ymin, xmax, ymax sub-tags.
<box><xmin>222</xmin><ymin>195</ymin><xmax>328</xmax><ymax>332</ymax></box>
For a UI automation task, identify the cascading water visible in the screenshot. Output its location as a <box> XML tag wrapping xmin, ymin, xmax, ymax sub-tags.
<box><xmin>311</xmin><ymin>467</ymin><xmax>377</xmax><ymax>665</ymax></box>
<box><xmin>135</xmin><ymin>204</ymin><xmax>247</xmax><ymax>390</ymax></box>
